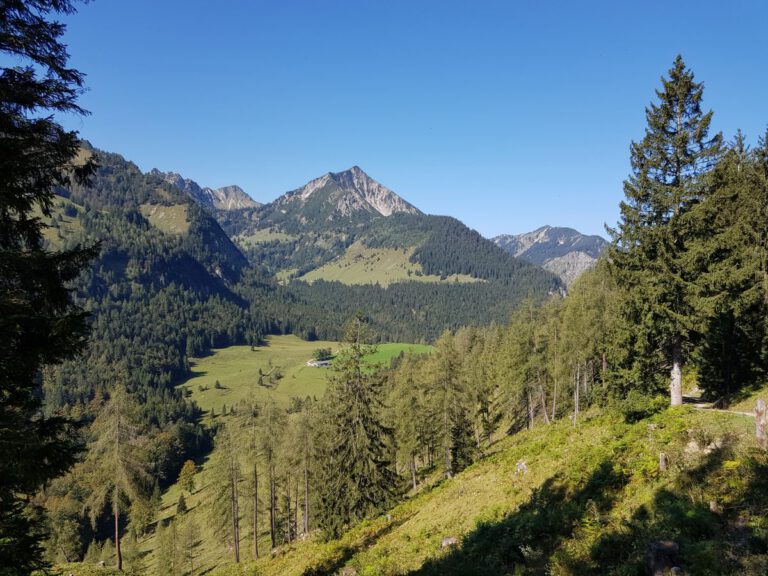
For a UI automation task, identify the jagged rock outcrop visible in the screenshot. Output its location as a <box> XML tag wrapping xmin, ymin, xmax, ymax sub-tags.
<box><xmin>275</xmin><ymin>166</ymin><xmax>421</xmax><ymax>218</ymax></box>
<box><xmin>150</xmin><ymin>169</ymin><xmax>260</xmax><ymax>210</ymax></box>
<box><xmin>493</xmin><ymin>225</ymin><xmax>607</xmax><ymax>286</ymax></box>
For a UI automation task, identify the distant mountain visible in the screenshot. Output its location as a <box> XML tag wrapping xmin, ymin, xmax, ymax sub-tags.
<box><xmin>493</xmin><ymin>226</ymin><xmax>608</xmax><ymax>286</ymax></box>
<box><xmin>150</xmin><ymin>169</ymin><xmax>261</xmax><ymax>211</ymax></box>
<box><xmin>216</xmin><ymin>168</ymin><xmax>560</xmax><ymax>292</ymax></box>
<box><xmin>251</xmin><ymin>166</ymin><xmax>421</xmax><ymax>234</ymax></box>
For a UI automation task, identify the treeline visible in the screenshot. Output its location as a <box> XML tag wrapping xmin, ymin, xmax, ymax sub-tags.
<box><xmin>272</xmin><ymin>278</ymin><xmax>555</xmax><ymax>342</ymax></box>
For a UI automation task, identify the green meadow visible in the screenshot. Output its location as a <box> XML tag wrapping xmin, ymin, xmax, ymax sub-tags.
<box><xmin>180</xmin><ymin>336</ymin><xmax>433</xmax><ymax>416</ymax></box>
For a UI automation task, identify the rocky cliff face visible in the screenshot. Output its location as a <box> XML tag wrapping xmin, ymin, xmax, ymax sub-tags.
<box><xmin>493</xmin><ymin>225</ymin><xmax>607</xmax><ymax>286</ymax></box>
<box><xmin>150</xmin><ymin>169</ymin><xmax>260</xmax><ymax>210</ymax></box>
<box><xmin>276</xmin><ymin>166</ymin><xmax>421</xmax><ymax>218</ymax></box>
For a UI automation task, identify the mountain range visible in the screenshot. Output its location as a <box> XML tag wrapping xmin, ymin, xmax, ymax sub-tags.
<box><xmin>150</xmin><ymin>168</ymin><xmax>261</xmax><ymax>211</ymax></box>
<box><xmin>493</xmin><ymin>226</ymin><xmax>608</xmax><ymax>285</ymax></box>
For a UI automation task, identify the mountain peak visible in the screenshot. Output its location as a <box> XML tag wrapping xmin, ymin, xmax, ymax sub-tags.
<box><xmin>151</xmin><ymin>169</ymin><xmax>260</xmax><ymax>211</ymax></box>
<box><xmin>286</xmin><ymin>167</ymin><xmax>420</xmax><ymax>218</ymax></box>
<box><xmin>493</xmin><ymin>226</ymin><xmax>608</xmax><ymax>286</ymax></box>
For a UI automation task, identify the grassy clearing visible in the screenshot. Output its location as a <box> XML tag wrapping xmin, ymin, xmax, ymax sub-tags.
<box><xmin>139</xmin><ymin>203</ymin><xmax>190</xmax><ymax>235</ymax></box>
<box><xmin>180</xmin><ymin>335</ymin><xmax>339</xmax><ymax>415</ymax></box>
<box><xmin>235</xmin><ymin>229</ymin><xmax>298</xmax><ymax>248</ymax></box>
<box><xmin>366</xmin><ymin>343</ymin><xmax>433</xmax><ymax>365</ymax></box>
<box><xmin>180</xmin><ymin>337</ymin><xmax>432</xmax><ymax>417</ymax></box>
<box><xmin>299</xmin><ymin>242</ymin><xmax>480</xmax><ymax>287</ymax></box>
<box><xmin>724</xmin><ymin>382</ymin><xmax>768</xmax><ymax>414</ymax></box>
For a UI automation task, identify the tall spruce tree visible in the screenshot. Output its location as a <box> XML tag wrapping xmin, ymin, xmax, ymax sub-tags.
<box><xmin>609</xmin><ymin>56</ymin><xmax>722</xmax><ymax>405</ymax></box>
<box><xmin>0</xmin><ymin>2</ymin><xmax>96</xmax><ymax>572</ymax></box>
<box><xmin>316</xmin><ymin>314</ymin><xmax>397</xmax><ymax>539</ymax></box>
<box><xmin>691</xmin><ymin>131</ymin><xmax>768</xmax><ymax>395</ymax></box>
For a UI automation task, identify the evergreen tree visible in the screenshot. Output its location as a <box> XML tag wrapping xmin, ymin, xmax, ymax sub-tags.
<box><xmin>176</xmin><ymin>493</ymin><xmax>187</xmax><ymax>515</ymax></box>
<box><xmin>690</xmin><ymin>131</ymin><xmax>768</xmax><ymax>395</ymax></box>
<box><xmin>0</xmin><ymin>1</ymin><xmax>97</xmax><ymax>572</ymax></box>
<box><xmin>428</xmin><ymin>331</ymin><xmax>474</xmax><ymax>478</ymax></box>
<box><xmin>257</xmin><ymin>395</ymin><xmax>286</xmax><ymax>549</ymax></box>
<box><xmin>609</xmin><ymin>55</ymin><xmax>722</xmax><ymax>405</ymax></box>
<box><xmin>316</xmin><ymin>314</ymin><xmax>397</xmax><ymax>538</ymax></box>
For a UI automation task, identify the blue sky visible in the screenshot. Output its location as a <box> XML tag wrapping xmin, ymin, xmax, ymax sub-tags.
<box><xmin>56</xmin><ymin>0</ymin><xmax>768</xmax><ymax>237</ymax></box>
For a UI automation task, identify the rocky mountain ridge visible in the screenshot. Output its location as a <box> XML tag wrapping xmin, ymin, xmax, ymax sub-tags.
<box><xmin>150</xmin><ymin>169</ymin><xmax>260</xmax><ymax>210</ymax></box>
<box><xmin>274</xmin><ymin>166</ymin><xmax>421</xmax><ymax>219</ymax></box>
<box><xmin>493</xmin><ymin>225</ymin><xmax>607</xmax><ymax>286</ymax></box>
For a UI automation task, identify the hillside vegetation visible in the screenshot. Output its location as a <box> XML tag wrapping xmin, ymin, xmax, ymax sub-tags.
<box><xmin>56</xmin><ymin>400</ymin><xmax>768</xmax><ymax>576</ymax></box>
<box><xmin>212</xmin><ymin>405</ymin><xmax>763</xmax><ymax>576</ymax></box>
<box><xmin>299</xmin><ymin>243</ymin><xmax>480</xmax><ymax>287</ymax></box>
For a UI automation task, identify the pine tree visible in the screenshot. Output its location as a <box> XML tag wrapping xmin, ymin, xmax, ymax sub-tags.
<box><xmin>609</xmin><ymin>55</ymin><xmax>722</xmax><ymax>405</ymax></box>
<box><xmin>316</xmin><ymin>314</ymin><xmax>398</xmax><ymax>538</ymax></box>
<box><xmin>257</xmin><ymin>395</ymin><xmax>286</xmax><ymax>549</ymax></box>
<box><xmin>0</xmin><ymin>2</ymin><xmax>97</xmax><ymax>572</ymax></box>
<box><xmin>176</xmin><ymin>493</ymin><xmax>187</xmax><ymax>515</ymax></box>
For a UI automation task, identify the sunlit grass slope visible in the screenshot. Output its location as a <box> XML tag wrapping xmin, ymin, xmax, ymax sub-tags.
<box><xmin>201</xmin><ymin>405</ymin><xmax>765</xmax><ymax>576</ymax></box>
<box><xmin>54</xmin><ymin>394</ymin><xmax>768</xmax><ymax>576</ymax></box>
<box><xmin>181</xmin><ymin>336</ymin><xmax>432</xmax><ymax>416</ymax></box>
<box><xmin>139</xmin><ymin>203</ymin><xmax>190</xmax><ymax>235</ymax></box>
<box><xmin>180</xmin><ymin>335</ymin><xmax>339</xmax><ymax>414</ymax></box>
<box><xmin>299</xmin><ymin>242</ymin><xmax>480</xmax><ymax>287</ymax></box>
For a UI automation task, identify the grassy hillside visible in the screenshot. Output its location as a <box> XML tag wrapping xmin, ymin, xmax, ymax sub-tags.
<box><xmin>298</xmin><ymin>243</ymin><xmax>480</xmax><ymax>287</ymax></box>
<box><xmin>139</xmin><ymin>203</ymin><xmax>190</xmax><ymax>235</ymax></box>
<box><xmin>180</xmin><ymin>337</ymin><xmax>433</xmax><ymax>415</ymax></box>
<box><xmin>201</xmin><ymin>405</ymin><xmax>763</xmax><ymax>576</ymax></box>
<box><xmin>54</xmin><ymin>397</ymin><xmax>768</xmax><ymax>576</ymax></box>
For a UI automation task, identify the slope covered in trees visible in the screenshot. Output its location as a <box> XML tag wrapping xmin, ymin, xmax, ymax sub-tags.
<box><xmin>9</xmin><ymin>26</ymin><xmax>768</xmax><ymax>576</ymax></box>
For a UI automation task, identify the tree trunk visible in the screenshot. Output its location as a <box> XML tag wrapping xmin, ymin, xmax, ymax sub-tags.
<box><xmin>295</xmin><ymin>477</ymin><xmax>300</xmax><ymax>538</ymax></box>
<box><xmin>269</xmin><ymin>462</ymin><xmax>276</xmax><ymax>549</ymax></box>
<box><xmin>573</xmin><ymin>365</ymin><xmax>580</xmax><ymax>427</ymax></box>
<box><xmin>303</xmin><ymin>458</ymin><xmax>309</xmax><ymax>535</ymax></box>
<box><xmin>444</xmin><ymin>395</ymin><xmax>452</xmax><ymax>478</ymax></box>
<box><xmin>286</xmin><ymin>480</ymin><xmax>292</xmax><ymax>544</ymax></box>
<box><xmin>539</xmin><ymin>380</ymin><xmax>551</xmax><ymax>425</ymax></box>
<box><xmin>670</xmin><ymin>342</ymin><xmax>683</xmax><ymax>406</ymax></box>
<box><xmin>601</xmin><ymin>353</ymin><xmax>608</xmax><ymax>384</ymax></box>
<box><xmin>114</xmin><ymin>494</ymin><xmax>122</xmax><ymax>571</ymax></box>
<box><xmin>527</xmin><ymin>389</ymin><xmax>534</xmax><ymax>428</ymax></box>
<box><xmin>253</xmin><ymin>462</ymin><xmax>259</xmax><ymax>559</ymax></box>
<box><xmin>230</xmin><ymin>465</ymin><xmax>240</xmax><ymax>563</ymax></box>
<box><xmin>551</xmin><ymin>374</ymin><xmax>558</xmax><ymax>422</ymax></box>
<box><xmin>410</xmin><ymin>453</ymin><xmax>418</xmax><ymax>491</ymax></box>
<box><xmin>756</xmin><ymin>399</ymin><xmax>767</xmax><ymax>449</ymax></box>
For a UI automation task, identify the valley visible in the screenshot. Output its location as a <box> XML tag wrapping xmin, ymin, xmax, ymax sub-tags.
<box><xmin>180</xmin><ymin>335</ymin><xmax>433</xmax><ymax>414</ymax></box>
<box><xmin>5</xmin><ymin>7</ymin><xmax>768</xmax><ymax>576</ymax></box>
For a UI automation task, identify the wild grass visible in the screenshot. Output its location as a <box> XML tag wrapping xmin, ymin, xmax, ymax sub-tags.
<box><xmin>139</xmin><ymin>203</ymin><xmax>190</xmax><ymax>235</ymax></box>
<box><xmin>298</xmin><ymin>242</ymin><xmax>480</xmax><ymax>287</ymax></box>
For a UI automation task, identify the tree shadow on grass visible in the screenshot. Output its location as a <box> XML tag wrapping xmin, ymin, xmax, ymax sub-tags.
<box><xmin>564</xmin><ymin>444</ymin><xmax>768</xmax><ymax>575</ymax></box>
<box><xmin>408</xmin><ymin>459</ymin><xmax>629</xmax><ymax>576</ymax></box>
<box><xmin>300</xmin><ymin>513</ymin><xmax>415</xmax><ymax>576</ymax></box>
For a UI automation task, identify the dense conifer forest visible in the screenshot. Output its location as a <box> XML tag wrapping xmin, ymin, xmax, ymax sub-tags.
<box><xmin>2</xmin><ymin>2</ymin><xmax>768</xmax><ymax>576</ymax></box>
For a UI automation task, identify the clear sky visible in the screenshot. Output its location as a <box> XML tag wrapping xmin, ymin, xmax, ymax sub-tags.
<box><xmin>54</xmin><ymin>0</ymin><xmax>768</xmax><ymax>238</ymax></box>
